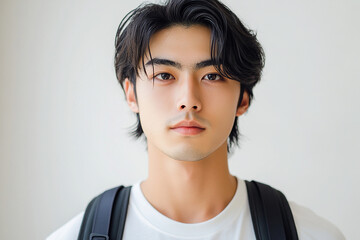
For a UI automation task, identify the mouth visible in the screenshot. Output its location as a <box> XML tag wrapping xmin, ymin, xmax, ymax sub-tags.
<box><xmin>170</xmin><ymin>126</ymin><xmax>205</xmax><ymax>136</ymax></box>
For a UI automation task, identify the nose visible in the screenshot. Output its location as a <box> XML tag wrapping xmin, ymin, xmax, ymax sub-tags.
<box><xmin>177</xmin><ymin>75</ymin><xmax>202</xmax><ymax>112</ymax></box>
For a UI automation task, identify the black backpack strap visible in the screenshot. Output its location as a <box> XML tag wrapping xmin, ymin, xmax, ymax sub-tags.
<box><xmin>90</xmin><ymin>186</ymin><xmax>122</xmax><ymax>240</ymax></box>
<box><xmin>78</xmin><ymin>186</ymin><xmax>132</xmax><ymax>240</ymax></box>
<box><xmin>245</xmin><ymin>180</ymin><xmax>299</xmax><ymax>240</ymax></box>
<box><xmin>113</xmin><ymin>186</ymin><xmax>132</xmax><ymax>239</ymax></box>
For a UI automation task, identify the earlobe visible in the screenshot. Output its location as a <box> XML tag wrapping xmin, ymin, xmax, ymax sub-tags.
<box><xmin>124</xmin><ymin>78</ymin><xmax>139</xmax><ymax>113</ymax></box>
<box><xmin>236</xmin><ymin>91</ymin><xmax>249</xmax><ymax>117</ymax></box>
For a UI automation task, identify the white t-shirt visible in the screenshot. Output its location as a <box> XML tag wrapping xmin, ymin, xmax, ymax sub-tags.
<box><xmin>46</xmin><ymin>179</ymin><xmax>345</xmax><ymax>240</ymax></box>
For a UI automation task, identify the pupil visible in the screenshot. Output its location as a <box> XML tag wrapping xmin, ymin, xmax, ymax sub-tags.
<box><xmin>161</xmin><ymin>73</ymin><xmax>169</xmax><ymax>79</ymax></box>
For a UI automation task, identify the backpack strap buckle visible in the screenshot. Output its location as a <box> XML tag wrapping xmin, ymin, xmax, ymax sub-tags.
<box><xmin>89</xmin><ymin>233</ymin><xmax>109</xmax><ymax>240</ymax></box>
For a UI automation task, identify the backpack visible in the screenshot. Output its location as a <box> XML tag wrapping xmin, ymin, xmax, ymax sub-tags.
<box><xmin>78</xmin><ymin>180</ymin><xmax>299</xmax><ymax>240</ymax></box>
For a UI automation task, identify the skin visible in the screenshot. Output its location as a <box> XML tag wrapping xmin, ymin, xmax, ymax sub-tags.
<box><xmin>124</xmin><ymin>24</ymin><xmax>249</xmax><ymax>223</ymax></box>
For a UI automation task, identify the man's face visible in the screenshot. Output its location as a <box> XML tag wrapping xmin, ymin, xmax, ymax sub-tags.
<box><xmin>125</xmin><ymin>24</ymin><xmax>248</xmax><ymax>162</ymax></box>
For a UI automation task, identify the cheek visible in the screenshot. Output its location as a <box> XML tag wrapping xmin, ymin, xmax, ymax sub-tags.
<box><xmin>205</xmin><ymin>89</ymin><xmax>239</xmax><ymax>131</ymax></box>
<box><xmin>206</xmin><ymin>84</ymin><xmax>239</xmax><ymax>109</ymax></box>
<box><xmin>139</xmin><ymin>86</ymin><xmax>172</xmax><ymax>112</ymax></box>
<box><xmin>136</xmin><ymin>82</ymin><xmax>173</xmax><ymax>129</ymax></box>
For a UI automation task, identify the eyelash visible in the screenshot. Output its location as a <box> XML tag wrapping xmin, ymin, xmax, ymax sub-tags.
<box><xmin>152</xmin><ymin>73</ymin><xmax>225</xmax><ymax>82</ymax></box>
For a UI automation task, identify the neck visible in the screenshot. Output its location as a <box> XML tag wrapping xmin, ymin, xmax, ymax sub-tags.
<box><xmin>141</xmin><ymin>141</ymin><xmax>237</xmax><ymax>223</ymax></box>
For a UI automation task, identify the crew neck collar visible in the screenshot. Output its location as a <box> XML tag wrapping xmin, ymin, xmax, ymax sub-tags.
<box><xmin>130</xmin><ymin>177</ymin><xmax>247</xmax><ymax>238</ymax></box>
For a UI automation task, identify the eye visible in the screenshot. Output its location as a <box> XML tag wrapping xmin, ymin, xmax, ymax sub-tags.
<box><xmin>203</xmin><ymin>73</ymin><xmax>223</xmax><ymax>81</ymax></box>
<box><xmin>154</xmin><ymin>73</ymin><xmax>175</xmax><ymax>81</ymax></box>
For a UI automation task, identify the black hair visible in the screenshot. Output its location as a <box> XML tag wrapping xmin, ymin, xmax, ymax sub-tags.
<box><xmin>114</xmin><ymin>0</ymin><xmax>265</xmax><ymax>153</ymax></box>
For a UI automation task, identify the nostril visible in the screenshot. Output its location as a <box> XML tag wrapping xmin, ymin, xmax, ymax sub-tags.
<box><xmin>180</xmin><ymin>105</ymin><xmax>198</xmax><ymax>109</ymax></box>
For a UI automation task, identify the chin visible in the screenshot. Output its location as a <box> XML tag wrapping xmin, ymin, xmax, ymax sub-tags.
<box><xmin>167</xmin><ymin>148</ymin><xmax>210</xmax><ymax>162</ymax></box>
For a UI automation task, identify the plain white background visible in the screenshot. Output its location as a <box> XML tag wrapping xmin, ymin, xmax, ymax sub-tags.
<box><xmin>0</xmin><ymin>0</ymin><xmax>359</xmax><ymax>239</ymax></box>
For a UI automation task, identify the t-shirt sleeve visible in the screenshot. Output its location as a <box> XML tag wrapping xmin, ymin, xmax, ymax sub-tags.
<box><xmin>46</xmin><ymin>211</ymin><xmax>84</xmax><ymax>240</ymax></box>
<box><xmin>289</xmin><ymin>201</ymin><xmax>345</xmax><ymax>240</ymax></box>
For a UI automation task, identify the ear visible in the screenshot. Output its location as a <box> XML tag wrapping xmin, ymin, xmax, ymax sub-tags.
<box><xmin>124</xmin><ymin>78</ymin><xmax>139</xmax><ymax>113</ymax></box>
<box><xmin>236</xmin><ymin>91</ymin><xmax>249</xmax><ymax>117</ymax></box>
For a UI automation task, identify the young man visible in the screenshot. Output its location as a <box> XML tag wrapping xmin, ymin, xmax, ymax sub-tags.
<box><xmin>47</xmin><ymin>0</ymin><xmax>345</xmax><ymax>239</ymax></box>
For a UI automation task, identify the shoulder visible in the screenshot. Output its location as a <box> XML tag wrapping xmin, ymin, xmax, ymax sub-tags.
<box><xmin>289</xmin><ymin>201</ymin><xmax>345</xmax><ymax>240</ymax></box>
<box><xmin>46</xmin><ymin>211</ymin><xmax>84</xmax><ymax>240</ymax></box>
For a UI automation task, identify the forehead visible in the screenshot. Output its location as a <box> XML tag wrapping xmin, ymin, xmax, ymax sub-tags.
<box><xmin>146</xmin><ymin>25</ymin><xmax>212</xmax><ymax>65</ymax></box>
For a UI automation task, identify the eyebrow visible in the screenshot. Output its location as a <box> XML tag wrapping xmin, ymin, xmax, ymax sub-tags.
<box><xmin>145</xmin><ymin>58</ymin><xmax>216</xmax><ymax>70</ymax></box>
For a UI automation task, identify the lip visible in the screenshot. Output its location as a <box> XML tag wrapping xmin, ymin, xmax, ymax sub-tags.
<box><xmin>171</xmin><ymin>127</ymin><xmax>205</xmax><ymax>136</ymax></box>
<box><xmin>170</xmin><ymin>120</ymin><xmax>205</xmax><ymax>136</ymax></box>
<box><xmin>170</xmin><ymin>120</ymin><xmax>205</xmax><ymax>129</ymax></box>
